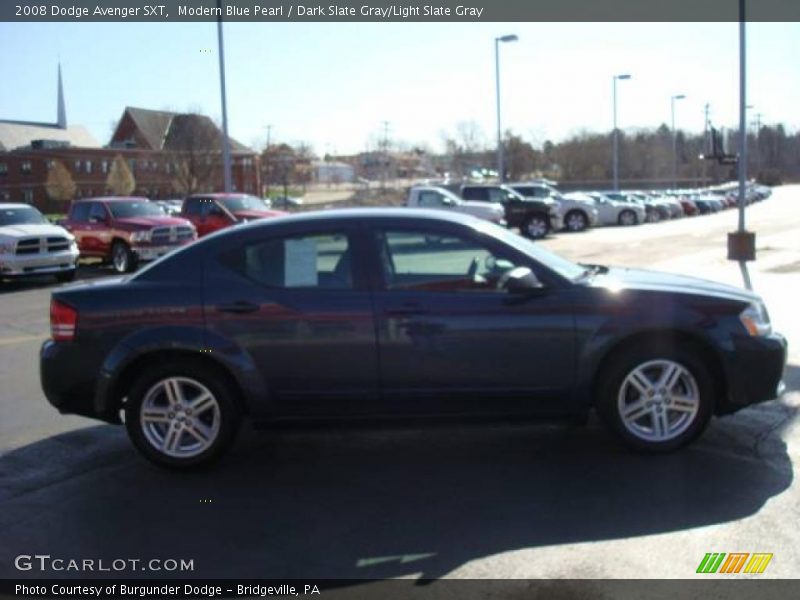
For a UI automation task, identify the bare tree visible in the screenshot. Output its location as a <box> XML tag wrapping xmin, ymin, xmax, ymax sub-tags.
<box><xmin>45</xmin><ymin>160</ymin><xmax>76</xmax><ymax>204</ymax></box>
<box><xmin>164</xmin><ymin>114</ymin><xmax>223</xmax><ymax>195</ymax></box>
<box><xmin>106</xmin><ymin>155</ymin><xmax>136</xmax><ymax>195</ymax></box>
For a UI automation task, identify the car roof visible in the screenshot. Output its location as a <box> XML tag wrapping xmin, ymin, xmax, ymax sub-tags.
<box><xmin>0</xmin><ymin>203</ymin><xmax>40</xmax><ymax>210</ymax></box>
<box><xmin>73</xmin><ymin>196</ymin><xmax>150</xmax><ymax>203</ymax></box>
<box><xmin>187</xmin><ymin>193</ymin><xmax>252</xmax><ymax>198</ymax></box>
<box><xmin>237</xmin><ymin>207</ymin><xmax>483</xmax><ymax>231</ymax></box>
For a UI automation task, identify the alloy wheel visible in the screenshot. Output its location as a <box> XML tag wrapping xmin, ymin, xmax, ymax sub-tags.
<box><xmin>616</xmin><ymin>359</ymin><xmax>700</xmax><ymax>442</ymax></box>
<box><xmin>140</xmin><ymin>377</ymin><xmax>221</xmax><ymax>458</ymax></box>
<box><xmin>566</xmin><ymin>212</ymin><xmax>587</xmax><ymax>232</ymax></box>
<box><xmin>525</xmin><ymin>217</ymin><xmax>548</xmax><ymax>239</ymax></box>
<box><xmin>113</xmin><ymin>245</ymin><xmax>128</xmax><ymax>273</ymax></box>
<box><xmin>620</xmin><ymin>211</ymin><xmax>636</xmax><ymax>226</ymax></box>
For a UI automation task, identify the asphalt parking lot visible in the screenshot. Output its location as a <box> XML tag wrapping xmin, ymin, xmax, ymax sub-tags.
<box><xmin>1</xmin><ymin>186</ymin><xmax>799</xmax><ymax>581</ymax></box>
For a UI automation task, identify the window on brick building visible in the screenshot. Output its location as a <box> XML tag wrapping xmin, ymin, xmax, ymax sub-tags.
<box><xmin>86</xmin><ymin>161</ymin><xmax>93</xmax><ymax>174</ymax></box>
<box><xmin>74</xmin><ymin>160</ymin><xmax>81</xmax><ymax>172</ymax></box>
<box><xmin>0</xmin><ymin>163</ymin><xmax>7</xmax><ymax>175</ymax></box>
<box><xmin>21</xmin><ymin>161</ymin><xmax>32</xmax><ymax>174</ymax></box>
<box><xmin>101</xmin><ymin>160</ymin><xmax>109</xmax><ymax>173</ymax></box>
<box><xmin>22</xmin><ymin>189</ymin><xmax>33</xmax><ymax>203</ymax></box>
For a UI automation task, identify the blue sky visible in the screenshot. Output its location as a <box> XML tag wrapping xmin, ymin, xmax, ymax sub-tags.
<box><xmin>0</xmin><ymin>21</ymin><xmax>797</xmax><ymax>154</ymax></box>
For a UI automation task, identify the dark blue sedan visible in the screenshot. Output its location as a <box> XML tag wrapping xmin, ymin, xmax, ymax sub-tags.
<box><xmin>41</xmin><ymin>209</ymin><xmax>787</xmax><ymax>468</ymax></box>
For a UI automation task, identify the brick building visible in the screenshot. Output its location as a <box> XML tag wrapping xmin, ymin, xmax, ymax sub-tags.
<box><xmin>0</xmin><ymin>66</ymin><xmax>260</xmax><ymax>213</ymax></box>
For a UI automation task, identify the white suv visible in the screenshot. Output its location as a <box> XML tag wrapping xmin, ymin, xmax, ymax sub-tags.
<box><xmin>406</xmin><ymin>186</ymin><xmax>506</xmax><ymax>226</ymax></box>
<box><xmin>0</xmin><ymin>203</ymin><xmax>79</xmax><ymax>283</ymax></box>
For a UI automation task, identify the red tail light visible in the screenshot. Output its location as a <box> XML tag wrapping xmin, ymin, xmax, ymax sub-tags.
<box><xmin>50</xmin><ymin>299</ymin><xmax>77</xmax><ymax>342</ymax></box>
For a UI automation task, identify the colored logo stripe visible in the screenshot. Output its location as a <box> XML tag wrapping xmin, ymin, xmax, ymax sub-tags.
<box><xmin>697</xmin><ymin>552</ymin><xmax>772</xmax><ymax>574</ymax></box>
<box><xmin>720</xmin><ymin>553</ymin><xmax>749</xmax><ymax>573</ymax></box>
<box><xmin>697</xmin><ymin>553</ymin><xmax>726</xmax><ymax>573</ymax></box>
<box><xmin>744</xmin><ymin>553</ymin><xmax>773</xmax><ymax>574</ymax></box>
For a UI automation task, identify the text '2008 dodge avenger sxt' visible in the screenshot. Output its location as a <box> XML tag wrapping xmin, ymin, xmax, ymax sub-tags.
<box><xmin>40</xmin><ymin>209</ymin><xmax>786</xmax><ymax>468</ymax></box>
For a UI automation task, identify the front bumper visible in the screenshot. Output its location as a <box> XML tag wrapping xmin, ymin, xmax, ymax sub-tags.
<box><xmin>720</xmin><ymin>332</ymin><xmax>788</xmax><ymax>414</ymax></box>
<box><xmin>131</xmin><ymin>244</ymin><xmax>186</xmax><ymax>262</ymax></box>
<box><xmin>0</xmin><ymin>248</ymin><xmax>79</xmax><ymax>277</ymax></box>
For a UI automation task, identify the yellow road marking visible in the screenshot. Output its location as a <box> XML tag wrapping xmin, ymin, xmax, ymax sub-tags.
<box><xmin>0</xmin><ymin>334</ymin><xmax>46</xmax><ymax>346</ymax></box>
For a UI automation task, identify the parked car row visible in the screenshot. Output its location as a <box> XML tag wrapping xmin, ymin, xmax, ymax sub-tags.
<box><xmin>409</xmin><ymin>181</ymin><xmax>773</xmax><ymax>240</ymax></box>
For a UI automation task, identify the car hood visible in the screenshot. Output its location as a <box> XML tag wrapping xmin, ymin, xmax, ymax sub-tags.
<box><xmin>592</xmin><ymin>267</ymin><xmax>758</xmax><ymax>303</ymax></box>
<box><xmin>116</xmin><ymin>216</ymin><xmax>192</xmax><ymax>229</ymax></box>
<box><xmin>0</xmin><ymin>222</ymin><xmax>73</xmax><ymax>239</ymax></box>
<box><xmin>232</xmin><ymin>209</ymin><xmax>287</xmax><ymax>220</ymax></box>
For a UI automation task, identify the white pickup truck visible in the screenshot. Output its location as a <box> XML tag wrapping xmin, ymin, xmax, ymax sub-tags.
<box><xmin>0</xmin><ymin>203</ymin><xmax>79</xmax><ymax>283</ymax></box>
<box><xmin>406</xmin><ymin>186</ymin><xmax>506</xmax><ymax>226</ymax></box>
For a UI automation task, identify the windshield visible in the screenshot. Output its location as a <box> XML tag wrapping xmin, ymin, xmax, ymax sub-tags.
<box><xmin>107</xmin><ymin>201</ymin><xmax>165</xmax><ymax>218</ymax></box>
<box><xmin>475</xmin><ymin>220</ymin><xmax>586</xmax><ymax>281</ymax></box>
<box><xmin>0</xmin><ymin>206</ymin><xmax>48</xmax><ymax>227</ymax></box>
<box><xmin>219</xmin><ymin>195</ymin><xmax>269</xmax><ymax>212</ymax></box>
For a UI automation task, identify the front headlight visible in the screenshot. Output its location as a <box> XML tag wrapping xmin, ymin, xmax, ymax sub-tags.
<box><xmin>739</xmin><ymin>301</ymin><xmax>772</xmax><ymax>337</ymax></box>
<box><xmin>0</xmin><ymin>242</ymin><xmax>15</xmax><ymax>255</ymax></box>
<box><xmin>130</xmin><ymin>230</ymin><xmax>151</xmax><ymax>243</ymax></box>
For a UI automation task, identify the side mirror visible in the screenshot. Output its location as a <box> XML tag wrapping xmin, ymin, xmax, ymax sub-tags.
<box><xmin>500</xmin><ymin>266</ymin><xmax>544</xmax><ymax>294</ymax></box>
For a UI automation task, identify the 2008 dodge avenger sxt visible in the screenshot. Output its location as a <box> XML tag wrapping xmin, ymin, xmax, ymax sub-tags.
<box><xmin>40</xmin><ymin>209</ymin><xmax>787</xmax><ymax>468</ymax></box>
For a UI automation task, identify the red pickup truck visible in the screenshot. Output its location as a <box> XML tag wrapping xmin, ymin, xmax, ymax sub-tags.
<box><xmin>61</xmin><ymin>197</ymin><xmax>197</xmax><ymax>273</ymax></box>
<box><xmin>180</xmin><ymin>193</ymin><xmax>285</xmax><ymax>237</ymax></box>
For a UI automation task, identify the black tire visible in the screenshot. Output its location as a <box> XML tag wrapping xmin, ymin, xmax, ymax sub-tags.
<box><xmin>56</xmin><ymin>269</ymin><xmax>76</xmax><ymax>283</ymax></box>
<box><xmin>564</xmin><ymin>210</ymin><xmax>588</xmax><ymax>232</ymax></box>
<box><xmin>124</xmin><ymin>359</ymin><xmax>242</xmax><ymax>469</ymax></box>
<box><xmin>596</xmin><ymin>343</ymin><xmax>715</xmax><ymax>453</ymax></box>
<box><xmin>111</xmin><ymin>241</ymin><xmax>138</xmax><ymax>274</ymax></box>
<box><xmin>522</xmin><ymin>214</ymin><xmax>550</xmax><ymax>239</ymax></box>
<box><xmin>618</xmin><ymin>209</ymin><xmax>638</xmax><ymax>226</ymax></box>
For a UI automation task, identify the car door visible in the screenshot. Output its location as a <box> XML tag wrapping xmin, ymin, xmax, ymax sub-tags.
<box><xmin>203</xmin><ymin>222</ymin><xmax>379</xmax><ymax>417</ymax></box>
<box><xmin>63</xmin><ymin>202</ymin><xmax>92</xmax><ymax>254</ymax></box>
<box><xmin>86</xmin><ymin>202</ymin><xmax>113</xmax><ymax>257</ymax></box>
<box><xmin>368</xmin><ymin>220</ymin><xmax>577</xmax><ymax>416</ymax></box>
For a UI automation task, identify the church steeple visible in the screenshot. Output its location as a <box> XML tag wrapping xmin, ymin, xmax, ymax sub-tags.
<box><xmin>57</xmin><ymin>63</ymin><xmax>67</xmax><ymax>129</ymax></box>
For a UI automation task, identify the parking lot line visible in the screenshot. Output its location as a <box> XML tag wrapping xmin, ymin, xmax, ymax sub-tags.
<box><xmin>0</xmin><ymin>334</ymin><xmax>46</xmax><ymax>347</ymax></box>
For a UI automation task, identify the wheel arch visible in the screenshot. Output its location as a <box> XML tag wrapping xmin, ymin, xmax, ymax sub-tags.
<box><xmin>588</xmin><ymin>329</ymin><xmax>727</xmax><ymax>411</ymax></box>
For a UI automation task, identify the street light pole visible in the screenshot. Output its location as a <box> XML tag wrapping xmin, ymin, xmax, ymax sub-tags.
<box><xmin>670</xmin><ymin>93</ymin><xmax>686</xmax><ymax>189</ymax></box>
<box><xmin>612</xmin><ymin>74</ymin><xmax>631</xmax><ymax>191</ymax></box>
<box><xmin>495</xmin><ymin>34</ymin><xmax>517</xmax><ymax>183</ymax></box>
<box><xmin>217</xmin><ymin>0</ymin><xmax>232</xmax><ymax>193</ymax></box>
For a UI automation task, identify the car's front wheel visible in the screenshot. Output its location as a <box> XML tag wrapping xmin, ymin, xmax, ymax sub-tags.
<box><xmin>564</xmin><ymin>210</ymin><xmax>588</xmax><ymax>232</ymax></box>
<box><xmin>111</xmin><ymin>241</ymin><xmax>139</xmax><ymax>274</ymax></box>
<box><xmin>597</xmin><ymin>345</ymin><xmax>714</xmax><ymax>452</ymax></box>
<box><xmin>618</xmin><ymin>209</ymin><xmax>638</xmax><ymax>226</ymax></box>
<box><xmin>125</xmin><ymin>360</ymin><xmax>242</xmax><ymax>468</ymax></box>
<box><xmin>522</xmin><ymin>214</ymin><xmax>549</xmax><ymax>239</ymax></box>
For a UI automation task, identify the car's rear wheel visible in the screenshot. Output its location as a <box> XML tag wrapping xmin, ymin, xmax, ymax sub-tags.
<box><xmin>564</xmin><ymin>210</ymin><xmax>588</xmax><ymax>232</ymax></box>
<box><xmin>111</xmin><ymin>241</ymin><xmax>138</xmax><ymax>274</ymax></box>
<box><xmin>618</xmin><ymin>209</ymin><xmax>637</xmax><ymax>226</ymax></box>
<box><xmin>125</xmin><ymin>360</ymin><xmax>242</xmax><ymax>468</ymax></box>
<box><xmin>522</xmin><ymin>214</ymin><xmax>549</xmax><ymax>239</ymax></box>
<box><xmin>597</xmin><ymin>345</ymin><xmax>714</xmax><ymax>452</ymax></box>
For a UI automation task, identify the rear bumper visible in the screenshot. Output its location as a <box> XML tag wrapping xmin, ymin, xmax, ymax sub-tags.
<box><xmin>40</xmin><ymin>339</ymin><xmax>118</xmax><ymax>423</ymax></box>
<box><xmin>719</xmin><ymin>332</ymin><xmax>788</xmax><ymax>414</ymax></box>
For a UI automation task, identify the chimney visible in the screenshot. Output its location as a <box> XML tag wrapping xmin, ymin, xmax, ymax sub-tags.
<box><xmin>57</xmin><ymin>63</ymin><xmax>67</xmax><ymax>129</ymax></box>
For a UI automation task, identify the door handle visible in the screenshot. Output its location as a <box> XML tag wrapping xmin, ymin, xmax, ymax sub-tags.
<box><xmin>216</xmin><ymin>301</ymin><xmax>260</xmax><ymax>314</ymax></box>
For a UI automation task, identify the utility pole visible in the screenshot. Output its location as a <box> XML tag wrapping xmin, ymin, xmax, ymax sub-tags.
<box><xmin>263</xmin><ymin>124</ymin><xmax>272</xmax><ymax>196</ymax></box>
<box><xmin>380</xmin><ymin>120</ymin><xmax>390</xmax><ymax>191</ymax></box>
<box><xmin>753</xmin><ymin>112</ymin><xmax>762</xmax><ymax>177</ymax></box>
<box><xmin>216</xmin><ymin>0</ymin><xmax>232</xmax><ymax>193</ymax></box>
<box><xmin>703</xmin><ymin>103</ymin><xmax>710</xmax><ymax>184</ymax></box>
